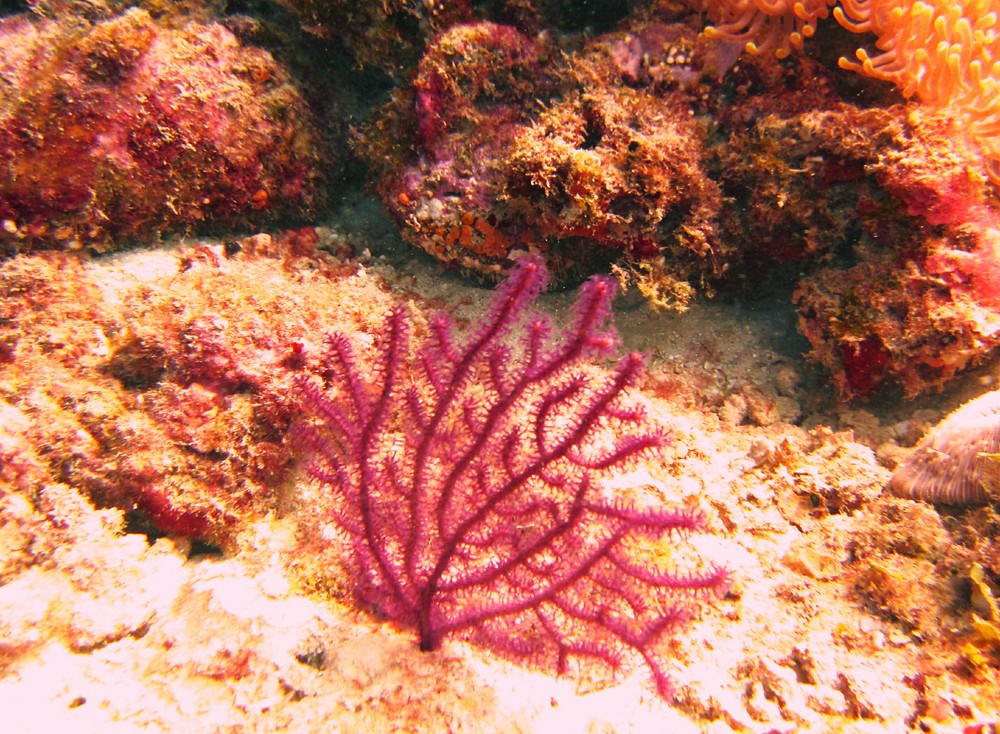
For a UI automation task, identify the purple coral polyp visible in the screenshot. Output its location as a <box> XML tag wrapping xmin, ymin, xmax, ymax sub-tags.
<box><xmin>295</xmin><ymin>255</ymin><xmax>730</xmax><ymax>696</ymax></box>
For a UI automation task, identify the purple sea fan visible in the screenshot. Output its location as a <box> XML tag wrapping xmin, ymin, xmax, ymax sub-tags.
<box><xmin>294</xmin><ymin>254</ymin><xmax>730</xmax><ymax>697</ymax></box>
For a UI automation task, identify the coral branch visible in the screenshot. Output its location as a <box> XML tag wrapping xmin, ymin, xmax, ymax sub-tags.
<box><xmin>295</xmin><ymin>254</ymin><xmax>729</xmax><ymax>697</ymax></box>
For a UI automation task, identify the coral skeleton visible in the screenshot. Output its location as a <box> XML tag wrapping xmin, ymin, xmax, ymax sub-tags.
<box><xmin>295</xmin><ymin>255</ymin><xmax>729</xmax><ymax>696</ymax></box>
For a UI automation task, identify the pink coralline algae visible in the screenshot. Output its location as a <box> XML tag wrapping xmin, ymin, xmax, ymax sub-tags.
<box><xmin>295</xmin><ymin>255</ymin><xmax>730</xmax><ymax>696</ymax></box>
<box><xmin>0</xmin><ymin>8</ymin><xmax>326</xmax><ymax>255</ymax></box>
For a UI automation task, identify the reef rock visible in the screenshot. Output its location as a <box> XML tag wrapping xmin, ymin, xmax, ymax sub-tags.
<box><xmin>0</xmin><ymin>8</ymin><xmax>326</xmax><ymax>255</ymax></box>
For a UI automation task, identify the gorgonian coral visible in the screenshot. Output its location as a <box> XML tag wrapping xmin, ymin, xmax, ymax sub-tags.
<box><xmin>295</xmin><ymin>254</ymin><xmax>730</xmax><ymax>696</ymax></box>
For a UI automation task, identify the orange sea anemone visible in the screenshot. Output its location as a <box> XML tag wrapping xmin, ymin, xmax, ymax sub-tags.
<box><xmin>702</xmin><ymin>0</ymin><xmax>1000</xmax><ymax>178</ymax></box>
<box><xmin>835</xmin><ymin>0</ymin><xmax>999</xmax><ymax>173</ymax></box>
<box><xmin>701</xmin><ymin>0</ymin><xmax>838</xmax><ymax>58</ymax></box>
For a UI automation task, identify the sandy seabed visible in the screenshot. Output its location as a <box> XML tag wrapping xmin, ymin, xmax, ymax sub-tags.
<box><xmin>1</xmin><ymin>225</ymin><xmax>999</xmax><ymax>734</ymax></box>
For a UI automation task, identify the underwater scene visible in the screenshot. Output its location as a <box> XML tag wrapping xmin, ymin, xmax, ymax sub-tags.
<box><xmin>1</xmin><ymin>0</ymin><xmax>1000</xmax><ymax>731</ymax></box>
